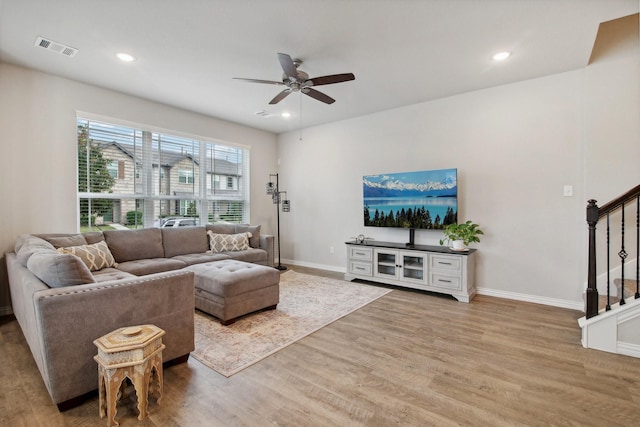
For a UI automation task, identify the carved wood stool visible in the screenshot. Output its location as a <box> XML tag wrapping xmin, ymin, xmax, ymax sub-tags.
<box><xmin>94</xmin><ymin>324</ymin><xmax>165</xmax><ymax>427</ymax></box>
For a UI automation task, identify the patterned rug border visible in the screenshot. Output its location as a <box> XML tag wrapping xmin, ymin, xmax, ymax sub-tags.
<box><xmin>191</xmin><ymin>270</ymin><xmax>391</xmax><ymax>377</ymax></box>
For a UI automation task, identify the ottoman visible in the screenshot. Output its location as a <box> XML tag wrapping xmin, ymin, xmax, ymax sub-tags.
<box><xmin>185</xmin><ymin>260</ymin><xmax>280</xmax><ymax>325</ymax></box>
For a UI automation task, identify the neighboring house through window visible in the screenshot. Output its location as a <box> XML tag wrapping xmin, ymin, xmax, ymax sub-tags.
<box><xmin>77</xmin><ymin>115</ymin><xmax>250</xmax><ymax>229</ymax></box>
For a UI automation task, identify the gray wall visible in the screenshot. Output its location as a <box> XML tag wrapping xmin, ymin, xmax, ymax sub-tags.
<box><xmin>276</xmin><ymin>51</ymin><xmax>640</xmax><ymax>308</ymax></box>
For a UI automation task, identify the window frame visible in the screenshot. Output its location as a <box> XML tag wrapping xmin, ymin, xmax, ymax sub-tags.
<box><xmin>76</xmin><ymin>113</ymin><xmax>250</xmax><ymax>230</ymax></box>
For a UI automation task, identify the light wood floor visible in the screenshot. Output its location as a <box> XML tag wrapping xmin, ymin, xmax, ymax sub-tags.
<box><xmin>2</xmin><ymin>266</ymin><xmax>640</xmax><ymax>426</ymax></box>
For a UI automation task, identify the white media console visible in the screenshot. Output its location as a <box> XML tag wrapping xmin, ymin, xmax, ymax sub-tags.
<box><xmin>344</xmin><ymin>240</ymin><xmax>476</xmax><ymax>302</ymax></box>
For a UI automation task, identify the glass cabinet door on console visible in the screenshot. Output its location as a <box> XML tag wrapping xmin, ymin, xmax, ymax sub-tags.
<box><xmin>373</xmin><ymin>249</ymin><xmax>428</xmax><ymax>285</ymax></box>
<box><xmin>373</xmin><ymin>249</ymin><xmax>398</xmax><ymax>279</ymax></box>
<box><xmin>401</xmin><ymin>253</ymin><xmax>427</xmax><ymax>284</ymax></box>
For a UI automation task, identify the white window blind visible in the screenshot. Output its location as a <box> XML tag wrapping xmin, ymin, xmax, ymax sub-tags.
<box><xmin>77</xmin><ymin>116</ymin><xmax>250</xmax><ymax>230</ymax></box>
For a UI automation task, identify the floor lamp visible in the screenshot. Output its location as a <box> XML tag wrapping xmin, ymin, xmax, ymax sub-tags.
<box><xmin>266</xmin><ymin>173</ymin><xmax>290</xmax><ymax>271</ymax></box>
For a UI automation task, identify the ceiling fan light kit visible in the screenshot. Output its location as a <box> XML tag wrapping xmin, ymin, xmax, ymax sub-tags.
<box><xmin>234</xmin><ymin>53</ymin><xmax>355</xmax><ymax>105</ymax></box>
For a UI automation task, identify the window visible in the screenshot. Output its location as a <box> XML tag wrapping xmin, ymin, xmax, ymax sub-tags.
<box><xmin>179</xmin><ymin>200</ymin><xmax>197</xmax><ymax>216</ymax></box>
<box><xmin>178</xmin><ymin>170</ymin><xmax>194</xmax><ymax>184</ymax></box>
<box><xmin>77</xmin><ymin>116</ymin><xmax>250</xmax><ymax>230</ymax></box>
<box><xmin>106</xmin><ymin>162</ymin><xmax>118</xmax><ymax>178</ymax></box>
<box><xmin>106</xmin><ymin>160</ymin><xmax>124</xmax><ymax>179</ymax></box>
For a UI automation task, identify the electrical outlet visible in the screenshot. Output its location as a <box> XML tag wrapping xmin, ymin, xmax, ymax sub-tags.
<box><xmin>563</xmin><ymin>185</ymin><xmax>573</xmax><ymax>197</ymax></box>
<box><xmin>329</xmin><ymin>246</ymin><xmax>334</xmax><ymax>254</ymax></box>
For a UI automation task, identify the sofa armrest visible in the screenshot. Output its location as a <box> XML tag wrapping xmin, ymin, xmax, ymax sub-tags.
<box><xmin>33</xmin><ymin>270</ymin><xmax>195</xmax><ymax>404</ymax></box>
<box><xmin>259</xmin><ymin>234</ymin><xmax>274</xmax><ymax>268</ymax></box>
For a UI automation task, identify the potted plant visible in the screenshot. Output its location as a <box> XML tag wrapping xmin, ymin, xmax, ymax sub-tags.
<box><xmin>439</xmin><ymin>220</ymin><xmax>484</xmax><ymax>251</ymax></box>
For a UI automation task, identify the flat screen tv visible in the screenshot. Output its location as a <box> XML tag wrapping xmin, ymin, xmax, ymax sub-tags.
<box><xmin>363</xmin><ymin>168</ymin><xmax>457</xmax><ymax>229</ymax></box>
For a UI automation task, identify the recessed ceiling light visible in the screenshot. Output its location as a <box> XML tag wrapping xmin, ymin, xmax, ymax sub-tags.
<box><xmin>281</xmin><ymin>112</ymin><xmax>292</xmax><ymax>118</ymax></box>
<box><xmin>116</xmin><ymin>52</ymin><xmax>136</xmax><ymax>62</ymax></box>
<box><xmin>492</xmin><ymin>51</ymin><xmax>511</xmax><ymax>61</ymax></box>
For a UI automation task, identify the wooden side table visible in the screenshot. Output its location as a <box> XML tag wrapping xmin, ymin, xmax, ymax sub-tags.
<box><xmin>94</xmin><ymin>324</ymin><xmax>165</xmax><ymax>427</ymax></box>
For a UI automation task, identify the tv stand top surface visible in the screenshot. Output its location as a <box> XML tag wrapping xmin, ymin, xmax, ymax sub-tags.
<box><xmin>345</xmin><ymin>240</ymin><xmax>476</xmax><ymax>255</ymax></box>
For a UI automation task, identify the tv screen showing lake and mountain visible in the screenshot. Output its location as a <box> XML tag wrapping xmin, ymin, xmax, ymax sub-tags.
<box><xmin>363</xmin><ymin>168</ymin><xmax>457</xmax><ymax>229</ymax></box>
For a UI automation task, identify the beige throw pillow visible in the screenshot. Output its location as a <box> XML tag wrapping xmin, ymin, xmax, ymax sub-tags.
<box><xmin>235</xmin><ymin>224</ymin><xmax>261</xmax><ymax>248</ymax></box>
<box><xmin>57</xmin><ymin>240</ymin><xmax>117</xmax><ymax>271</ymax></box>
<box><xmin>207</xmin><ymin>231</ymin><xmax>252</xmax><ymax>252</ymax></box>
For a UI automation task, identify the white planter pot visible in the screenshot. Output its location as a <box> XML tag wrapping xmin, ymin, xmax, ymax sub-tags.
<box><xmin>452</xmin><ymin>240</ymin><xmax>466</xmax><ymax>251</ymax></box>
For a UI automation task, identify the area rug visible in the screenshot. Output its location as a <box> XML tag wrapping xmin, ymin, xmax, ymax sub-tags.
<box><xmin>191</xmin><ymin>270</ymin><xmax>391</xmax><ymax>377</ymax></box>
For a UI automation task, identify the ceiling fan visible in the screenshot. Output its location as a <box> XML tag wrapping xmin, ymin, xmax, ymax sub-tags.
<box><xmin>233</xmin><ymin>53</ymin><xmax>355</xmax><ymax>105</ymax></box>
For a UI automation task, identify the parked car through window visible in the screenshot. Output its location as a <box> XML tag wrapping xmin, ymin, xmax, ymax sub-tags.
<box><xmin>161</xmin><ymin>218</ymin><xmax>197</xmax><ymax>227</ymax></box>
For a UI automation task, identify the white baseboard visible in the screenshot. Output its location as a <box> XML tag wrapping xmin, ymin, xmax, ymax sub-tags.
<box><xmin>477</xmin><ymin>287</ymin><xmax>584</xmax><ymax>311</ymax></box>
<box><xmin>0</xmin><ymin>305</ymin><xmax>13</xmax><ymax>316</ymax></box>
<box><xmin>617</xmin><ymin>342</ymin><xmax>640</xmax><ymax>358</ymax></box>
<box><xmin>282</xmin><ymin>259</ymin><xmax>585</xmax><ymax>311</ymax></box>
<box><xmin>281</xmin><ymin>259</ymin><xmax>346</xmax><ymax>274</ymax></box>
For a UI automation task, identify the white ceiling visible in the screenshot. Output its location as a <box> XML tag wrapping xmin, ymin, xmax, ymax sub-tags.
<box><xmin>1</xmin><ymin>0</ymin><xmax>637</xmax><ymax>134</ymax></box>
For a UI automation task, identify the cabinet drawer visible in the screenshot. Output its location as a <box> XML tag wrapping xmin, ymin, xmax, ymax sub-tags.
<box><xmin>429</xmin><ymin>273</ymin><xmax>461</xmax><ymax>291</ymax></box>
<box><xmin>430</xmin><ymin>255</ymin><xmax>461</xmax><ymax>271</ymax></box>
<box><xmin>349</xmin><ymin>261</ymin><xmax>372</xmax><ymax>276</ymax></box>
<box><xmin>349</xmin><ymin>246</ymin><xmax>373</xmax><ymax>261</ymax></box>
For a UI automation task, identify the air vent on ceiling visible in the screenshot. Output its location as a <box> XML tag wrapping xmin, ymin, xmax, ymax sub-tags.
<box><xmin>254</xmin><ymin>110</ymin><xmax>272</xmax><ymax>118</ymax></box>
<box><xmin>34</xmin><ymin>36</ymin><xmax>78</xmax><ymax>57</ymax></box>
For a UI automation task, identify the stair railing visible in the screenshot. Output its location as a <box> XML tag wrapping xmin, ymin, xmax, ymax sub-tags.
<box><xmin>586</xmin><ymin>184</ymin><xmax>640</xmax><ymax>318</ymax></box>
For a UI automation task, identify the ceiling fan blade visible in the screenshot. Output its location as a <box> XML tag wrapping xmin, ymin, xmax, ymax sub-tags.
<box><xmin>306</xmin><ymin>73</ymin><xmax>355</xmax><ymax>86</ymax></box>
<box><xmin>303</xmin><ymin>88</ymin><xmax>335</xmax><ymax>104</ymax></box>
<box><xmin>233</xmin><ymin>78</ymin><xmax>284</xmax><ymax>86</ymax></box>
<box><xmin>269</xmin><ymin>89</ymin><xmax>292</xmax><ymax>105</ymax></box>
<box><xmin>278</xmin><ymin>53</ymin><xmax>298</xmax><ymax>81</ymax></box>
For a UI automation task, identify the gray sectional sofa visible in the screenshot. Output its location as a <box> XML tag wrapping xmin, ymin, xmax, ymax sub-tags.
<box><xmin>6</xmin><ymin>224</ymin><xmax>273</xmax><ymax>410</ymax></box>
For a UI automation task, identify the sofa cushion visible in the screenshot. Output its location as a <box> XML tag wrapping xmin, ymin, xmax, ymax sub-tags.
<box><xmin>26</xmin><ymin>251</ymin><xmax>96</xmax><ymax>288</ymax></box>
<box><xmin>172</xmin><ymin>252</ymin><xmax>232</xmax><ymax>266</ymax></box>
<box><xmin>207</xmin><ymin>231</ymin><xmax>251</xmax><ymax>253</ymax></box>
<box><xmin>15</xmin><ymin>235</ymin><xmax>56</xmax><ymax>267</ymax></box>
<box><xmin>41</xmin><ymin>234</ymin><xmax>88</xmax><ymax>249</ymax></box>
<box><xmin>115</xmin><ymin>258</ymin><xmax>187</xmax><ymax>276</ymax></box>
<box><xmin>235</xmin><ymin>224</ymin><xmax>261</xmax><ymax>248</ymax></box>
<box><xmin>57</xmin><ymin>241</ymin><xmax>117</xmax><ymax>272</ymax></box>
<box><xmin>83</xmin><ymin>231</ymin><xmax>106</xmax><ymax>245</ymax></box>
<box><xmin>103</xmin><ymin>228</ymin><xmax>164</xmax><ymax>262</ymax></box>
<box><xmin>91</xmin><ymin>267</ymin><xmax>137</xmax><ymax>283</ymax></box>
<box><xmin>161</xmin><ymin>226</ymin><xmax>209</xmax><ymax>258</ymax></box>
<box><xmin>14</xmin><ymin>234</ymin><xmax>32</xmax><ymax>254</ymax></box>
<box><xmin>225</xmin><ymin>248</ymin><xmax>268</xmax><ymax>264</ymax></box>
<box><xmin>206</xmin><ymin>223</ymin><xmax>236</xmax><ymax>235</ymax></box>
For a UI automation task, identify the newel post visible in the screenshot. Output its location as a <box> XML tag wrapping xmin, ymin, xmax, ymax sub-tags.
<box><xmin>586</xmin><ymin>199</ymin><xmax>599</xmax><ymax>318</ymax></box>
